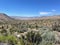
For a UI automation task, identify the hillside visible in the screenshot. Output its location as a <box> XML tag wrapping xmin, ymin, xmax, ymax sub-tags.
<box><xmin>0</xmin><ymin>13</ymin><xmax>17</xmax><ymax>24</ymax></box>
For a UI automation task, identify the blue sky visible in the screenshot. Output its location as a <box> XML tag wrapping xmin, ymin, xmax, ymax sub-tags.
<box><xmin>0</xmin><ymin>0</ymin><xmax>60</xmax><ymax>17</ymax></box>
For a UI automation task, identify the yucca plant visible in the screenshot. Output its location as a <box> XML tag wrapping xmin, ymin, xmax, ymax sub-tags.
<box><xmin>21</xmin><ymin>31</ymin><xmax>42</xmax><ymax>45</ymax></box>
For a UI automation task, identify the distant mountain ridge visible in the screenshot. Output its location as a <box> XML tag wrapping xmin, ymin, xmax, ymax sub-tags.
<box><xmin>0</xmin><ymin>13</ymin><xmax>60</xmax><ymax>22</ymax></box>
<box><xmin>11</xmin><ymin>15</ymin><xmax>60</xmax><ymax>20</ymax></box>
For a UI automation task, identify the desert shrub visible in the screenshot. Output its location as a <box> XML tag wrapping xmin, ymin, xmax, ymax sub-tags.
<box><xmin>20</xmin><ymin>38</ymin><xmax>25</xmax><ymax>45</ymax></box>
<box><xmin>37</xmin><ymin>27</ymin><xmax>56</xmax><ymax>45</ymax></box>
<box><xmin>39</xmin><ymin>26</ymin><xmax>51</xmax><ymax>35</ymax></box>
<box><xmin>7</xmin><ymin>35</ymin><xmax>17</xmax><ymax>45</ymax></box>
<box><xmin>52</xmin><ymin>22</ymin><xmax>60</xmax><ymax>32</ymax></box>
<box><xmin>9</xmin><ymin>27</ymin><xmax>18</xmax><ymax>34</ymax></box>
<box><xmin>19</xmin><ymin>29</ymin><xmax>28</xmax><ymax>33</ymax></box>
<box><xmin>39</xmin><ymin>40</ymin><xmax>55</xmax><ymax>45</ymax></box>
<box><xmin>21</xmin><ymin>31</ymin><xmax>42</xmax><ymax>45</ymax></box>
<box><xmin>0</xmin><ymin>29</ymin><xmax>8</xmax><ymax>36</ymax></box>
<box><xmin>0</xmin><ymin>35</ymin><xmax>19</xmax><ymax>45</ymax></box>
<box><xmin>0</xmin><ymin>35</ymin><xmax>7</xmax><ymax>43</ymax></box>
<box><xmin>42</xmin><ymin>31</ymin><xmax>55</xmax><ymax>42</ymax></box>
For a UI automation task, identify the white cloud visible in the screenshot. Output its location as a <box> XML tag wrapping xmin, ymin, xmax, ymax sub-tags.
<box><xmin>40</xmin><ymin>12</ymin><xmax>51</xmax><ymax>15</ymax></box>
<box><xmin>51</xmin><ymin>9</ymin><xmax>56</xmax><ymax>12</ymax></box>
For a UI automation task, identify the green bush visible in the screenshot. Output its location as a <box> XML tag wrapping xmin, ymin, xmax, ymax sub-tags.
<box><xmin>42</xmin><ymin>31</ymin><xmax>55</xmax><ymax>41</ymax></box>
<box><xmin>0</xmin><ymin>35</ymin><xmax>7</xmax><ymax>43</ymax></box>
<box><xmin>7</xmin><ymin>35</ymin><xmax>17</xmax><ymax>45</ymax></box>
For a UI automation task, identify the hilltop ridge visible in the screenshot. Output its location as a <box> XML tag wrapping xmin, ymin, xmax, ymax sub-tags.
<box><xmin>0</xmin><ymin>13</ymin><xmax>16</xmax><ymax>23</ymax></box>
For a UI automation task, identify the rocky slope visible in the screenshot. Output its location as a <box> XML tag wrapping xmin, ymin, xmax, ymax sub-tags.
<box><xmin>0</xmin><ymin>13</ymin><xmax>16</xmax><ymax>23</ymax></box>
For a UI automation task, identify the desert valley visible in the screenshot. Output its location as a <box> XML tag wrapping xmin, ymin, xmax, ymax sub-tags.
<box><xmin>0</xmin><ymin>13</ymin><xmax>60</xmax><ymax>45</ymax></box>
